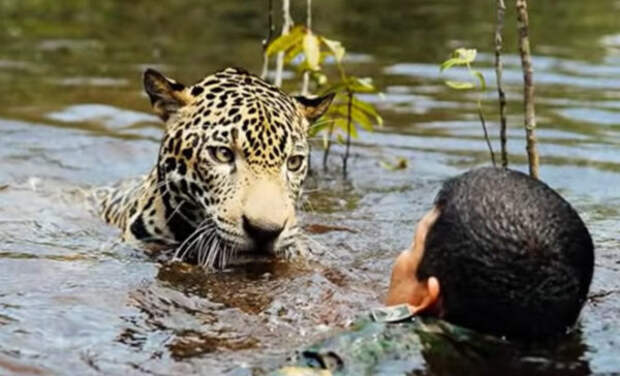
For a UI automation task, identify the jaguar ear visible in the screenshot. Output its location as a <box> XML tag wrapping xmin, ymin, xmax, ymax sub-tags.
<box><xmin>143</xmin><ymin>68</ymin><xmax>191</xmax><ymax>121</ymax></box>
<box><xmin>294</xmin><ymin>93</ymin><xmax>335</xmax><ymax>123</ymax></box>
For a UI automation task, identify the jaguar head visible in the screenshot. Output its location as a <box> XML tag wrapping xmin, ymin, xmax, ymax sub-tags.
<box><xmin>144</xmin><ymin>67</ymin><xmax>333</xmax><ymax>267</ymax></box>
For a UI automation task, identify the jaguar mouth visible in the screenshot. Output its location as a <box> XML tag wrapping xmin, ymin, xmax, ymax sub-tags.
<box><xmin>223</xmin><ymin>239</ymin><xmax>283</xmax><ymax>267</ymax></box>
<box><xmin>172</xmin><ymin>225</ymin><xmax>287</xmax><ymax>269</ymax></box>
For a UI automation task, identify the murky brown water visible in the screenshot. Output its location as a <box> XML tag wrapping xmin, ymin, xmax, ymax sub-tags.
<box><xmin>0</xmin><ymin>0</ymin><xmax>619</xmax><ymax>374</ymax></box>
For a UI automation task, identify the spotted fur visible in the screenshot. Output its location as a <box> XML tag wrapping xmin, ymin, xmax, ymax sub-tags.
<box><xmin>95</xmin><ymin>67</ymin><xmax>333</xmax><ymax>268</ymax></box>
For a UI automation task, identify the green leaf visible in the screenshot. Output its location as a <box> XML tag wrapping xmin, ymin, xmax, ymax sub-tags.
<box><xmin>445</xmin><ymin>80</ymin><xmax>475</xmax><ymax>90</ymax></box>
<box><xmin>266</xmin><ymin>25</ymin><xmax>304</xmax><ymax>57</ymax></box>
<box><xmin>284</xmin><ymin>42</ymin><xmax>303</xmax><ymax>64</ymax></box>
<box><xmin>308</xmin><ymin>118</ymin><xmax>332</xmax><ymax>137</ymax></box>
<box><xmin>336</xmin><ymin>133</ymin><xmax>345</xmax><ymax>144</ymax></box>
<box><xmin>376</xmin><ymin>115</ymin><xmax>384</xmax><ymax>127</ymax></box>
<box><xmin>319</xmin><ymin>81</ymin><xmax>349</xmax><ymax>95</ymax></box>
<box><xmin>321</xmin><ymin>37</ymin><xmax>345</xmax><ymax>63</ymax></box>
<box><xmin>295</xmin><ymin>59</ymin><xmax>310</xmax><ymax>73</ymax></box>
<box><xmin>352</xmin><ymin>97</ymin><xmax>383</xmax><ymax>127</ymax></box>
<box><xmin>334</xmin><ymin>118</ymin><xmax>358</xmax><ymax>139</ymax></box>
<box><xmin>345</xmin><ymin>77</ymin><xmax>378</xmax><ymax>93</ymax></box>
<box><xmin>334</xmin><ymin>104</ymin><xmax>374</xmax><ymax>132</ymax></box>
<box><xmin>303</xmin><ymin>31</ymin><xmax>321</xmax><ymax>71</ymax></box>
<box><xmin>380</xmin><ymin>157</ymin><xmax>409</xmax><ymax>171</ymax></box>
<box><xmin>440</xmin><ymin>48</ymin><xmax>478</xmax><ymax>72</ymax></box>
<box><xmin>455</xmin><ymin>48</ymin><xmax>477</xmax><ymax>64</ymax></box>
<box><xmin>351</xmin><ymin>106</ymin><xmax>373</xmax><ymax>131</ymax></box>
<box><xmin>311</xmin><ymin>71</ymin><xmax>328</xmax><ymax>86</ymax></box>
<box><xmin>328</xmin><ymin>102</ymin><xmax>349</xmax><ymax>114</ymax></box>
<box><xmin>322</xmin><ymin>96</ymin><xmax>382</xmax><ymax>131</ymax></box>
<box><xmin>296</xmin><ymin>51</ymin><xmax>329</xmax><ymax>73</ymax></box>
<box><xmin>472</xmin><ymin>70</ymin><xmax>486</xmax><ymax>91</ymax></box>
<box><xmin>440</xmin><ymin>57</ymin><xmax>462</xmax><ymax>72</ymax></box>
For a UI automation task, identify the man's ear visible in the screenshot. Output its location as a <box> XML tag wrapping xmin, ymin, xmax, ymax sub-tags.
<box><xmin>409</xmin><ymin>277</ymin><xmax>441</xmax><ymax>315</ymax></box>
<box><xmin>294</xmin><ymin>93</ymin><xmax>335</xmax><ymax>122</ymax></box>
<box><xmin>143</xmin><ymin>68</ymin><xmax>191</xmax><ymax>121</ymax></box>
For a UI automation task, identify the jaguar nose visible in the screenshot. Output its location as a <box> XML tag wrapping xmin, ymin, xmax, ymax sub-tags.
<box><xmin>242</xmin><ymin>215</ymin><xmax>284</xmax><ymax>245</ymax></box>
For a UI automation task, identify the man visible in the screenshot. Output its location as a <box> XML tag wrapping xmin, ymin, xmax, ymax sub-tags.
<box><xmin>386</xmin><ymin>166</ymin><xmax>594</xmax><ymax>338</ymax></box>
<box><xmin>276</xmin><ymin>167</ymin><xmax>594</xmax><ymax>375</ymax></box>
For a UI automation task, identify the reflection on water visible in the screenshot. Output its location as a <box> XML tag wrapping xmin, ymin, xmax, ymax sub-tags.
<box><xmin>0</xmin><ymin>0</ymin><xmax>619</xmax><ymax>374</ymax></box>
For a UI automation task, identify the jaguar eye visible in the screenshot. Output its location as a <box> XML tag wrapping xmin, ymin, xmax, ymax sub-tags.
<box><xmin>209</xmin><ymin>146</ymin><xmax>235</xmax><ymax>164</ymax></box>
<box><xmin>287</xmin><ymin>155</ymin><xmax>304</xmax><ymax>172</ymax></box>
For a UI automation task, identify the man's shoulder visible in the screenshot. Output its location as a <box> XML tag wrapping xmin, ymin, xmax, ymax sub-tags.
<box><xmin>283</xmin><ymin>309</ymin><xmax>434</xmax><ymax>375</ymax></box>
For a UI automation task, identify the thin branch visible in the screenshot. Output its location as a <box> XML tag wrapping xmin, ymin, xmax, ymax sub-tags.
<box><xmin>275</xmin><ymin>0</ymin><xmax>293</xmax><ymax>87</ymax></box>
<box><xmin>516</xmin><ymin>0</ymin><xmax>539</xmax><ymax>178</ymax></box>
<box><xmin>306</xmin><ymin>0</ymin><xmax>312</xmax><ymax>37</ymax></box>
<box><xmin>478</xmin><ymin>105</ymin><xmax>496</xmax><ymax>166</ymax></box>
<box><xmin>466</xmin><ymin>61</ymin><xmax>496</xmax><ymax>166</ymax></box>
<box><xmin>495</xmin><ymin>0</ymin><xmax>508</xmax><ymax>167</ymax></box>
<box><xmin>322</xmin><ymin>121</ymin><xmax>334</xmax><ymax>171</ymax></box>
<box><xmin>301</xmin><ymin>0</ymin><xmax>312</xmax><ymax>95</ymax></box>
<box><xmin>342</xmin><ymin>90</ymin><xmax>353</xmax><ymax>178</ymax></box>
<box><xmin>307</xmin><ymin>142</ymin><xmax>313</xmax><ymax>174</ymax></box>
<box><xmin>260</xmin><ymin>0</ymin><xmax>275</xmax><ymax>80</ymax></box>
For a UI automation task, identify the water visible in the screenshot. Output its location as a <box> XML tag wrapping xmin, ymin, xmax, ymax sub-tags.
<box><xmin>0</xmin><ymin>0</ymin><xmax>619</xmax><ymax>374</ymax></box>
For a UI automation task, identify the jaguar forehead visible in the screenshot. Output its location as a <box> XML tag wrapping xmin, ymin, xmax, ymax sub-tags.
<box><xmin>180</xmin><ymin>85</ymin><xmax>302</xmax><ymax>134</ymax></box>
<box><xmin>240</xmin><ymin>126</ymin><xmax>291</xmax><ymax>167</ymax></box>
<box><xmin>231</xmin><ymin>128</ymin><xmax>239</xmax><ymax>143</ymax></box>
<box><xmin>190</xmin><ymin>69</ymin><xmax>300</xmax><ymax>118</ymax></box>
<box><xmin>170</xmin><ymin>70</ymin><xmax>308</xmax><ymax>167</ymax></box>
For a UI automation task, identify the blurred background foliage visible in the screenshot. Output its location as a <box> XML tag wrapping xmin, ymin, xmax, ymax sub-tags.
<box><xmin>0</xmin><ymin>0</ymin><xmax>617</xmax><ymax>111</ymax></box>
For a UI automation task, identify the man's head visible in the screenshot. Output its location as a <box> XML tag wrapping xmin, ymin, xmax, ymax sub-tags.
<box><xmin>387</xmin><ymin>167</ymin><xmax>594</xmax><ymax>339</ymax></box>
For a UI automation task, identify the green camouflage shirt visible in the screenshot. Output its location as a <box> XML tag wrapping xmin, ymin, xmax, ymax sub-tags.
<box><xmin>273</xmin><ymin>305</ymin><xmax>590</xmax><ymax>376</ymax></box>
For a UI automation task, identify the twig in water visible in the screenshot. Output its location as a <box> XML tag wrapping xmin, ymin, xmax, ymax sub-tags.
<box><xmin>516</xmin><ymin>0</ymin><xmax>540</xmax><ymax>178</ymax></box>
<box><xmin>495</xmin><ymin>0</ymin><xmax>508</xmax><ymax>167</ymax></box>
<box><xmin>478</xmin><ymin>107</ymin><xmax>496</xmax><ymax>166</ymax></box>
<box><xmin>275</xmin><ymin>0</ymin><xmax>293</xmax><ymax>87</ymax></box>
<box><xmin>260</xmin><ymin>0</ymin><xmax>275</xmax><ymax>80</ymax></box>
<box><xmin>342</xmin><ymin>90</ymin><xmax>353</xmax><ymax>178</ymax></box>
<box><xmin>301</xmin><ymin>0</ymin><xmax>312</xmax><ymax>95</ymax></box>
<box><xmin>322</xmin><ymin>120</ymin><xmax>334</xmax><ymax>171</ymax></box>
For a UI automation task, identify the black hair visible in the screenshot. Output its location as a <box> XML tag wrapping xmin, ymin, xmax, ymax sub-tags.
<box><xmin>417</xmin><ymin>167</ymin><xmax>594</xmax><ymax>339</ymax></box>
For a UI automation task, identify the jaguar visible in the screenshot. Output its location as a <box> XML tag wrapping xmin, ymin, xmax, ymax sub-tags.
<box><xmin>95</xmin><ymin>67</ymin><xmax>333</xmax><ymax>268</ymax></box>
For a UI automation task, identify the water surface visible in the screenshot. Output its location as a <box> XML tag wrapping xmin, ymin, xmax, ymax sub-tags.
<box><xmin>0</xmin><ymin>0</ymin><xmax>619</xmax><ymax>374</ymax></box>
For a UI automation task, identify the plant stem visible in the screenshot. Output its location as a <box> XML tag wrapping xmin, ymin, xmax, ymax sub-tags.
<box><xmin>466</xmin><ymin>61</ymin><xmax>496</xmax><ymax>166</ymax></box>
<box><xmin>307</xmin><ymin>142</ymin><xmax>313</xmax><ymax>174</ymax></box>
<box><xmin>342</xmin><ymin>90</ymin><xmax>353</xmax><ymax>178</ymax></box>
<box><xmin>322</xmin><ymin>123</ymin><xmax>334</xmax><ymax>171</ymax></box>
<box><xmin>516</xmin><ymin>0</ymin><xmax>539</xmax><ymax>178</ymax></box>
<box><xmin>260</xmin><ymin>0</ymin><xmax>275</xmax><ymax>80</ymax></box>
<box><xmin>301</xmin><ymin>0</ymin><xmax>312</xmax><ymax>95</ymax></box>
<box><xmin>275</xmin><ymin>0</ymin><xmax>292</xmax><ymax>87</ymax></box>
<box><xmin>478</xmin><ymin>102</ymin><xmax>496</xmax><ymax>166</ymax></box>
<box><xmin>495</xmin><ymin>0</ymin><xmax>508</xmax><ymax>167</ymax></box>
